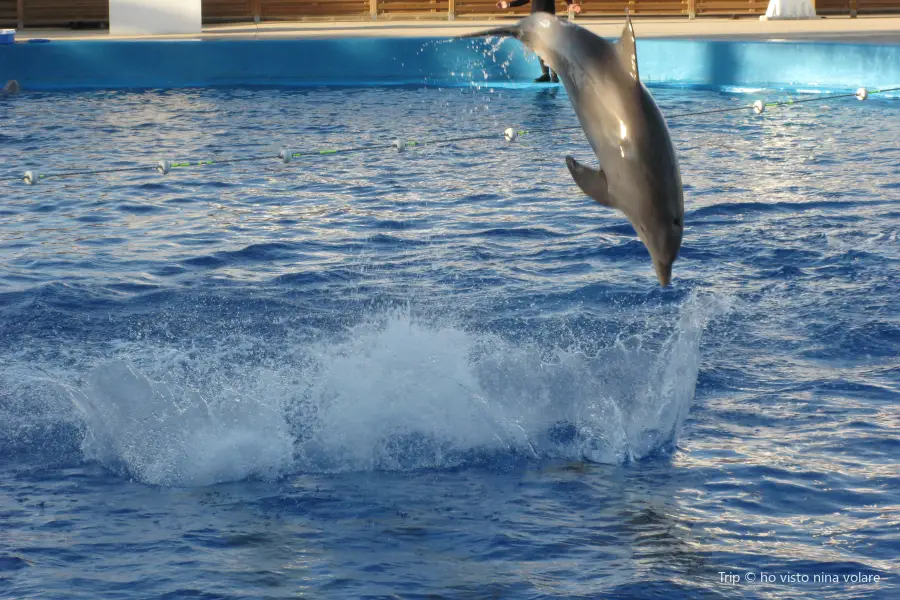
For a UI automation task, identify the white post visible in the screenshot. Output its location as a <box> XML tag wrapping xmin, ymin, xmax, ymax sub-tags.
<box><xmin>760</xmin><ymin>0</ymin><xmax>818</xmax><ymax>20</ymax></box>
<box><xmin>109</xmin><ymin>0</ymin><xmax>203</xmax><ymax>36</ymax></box>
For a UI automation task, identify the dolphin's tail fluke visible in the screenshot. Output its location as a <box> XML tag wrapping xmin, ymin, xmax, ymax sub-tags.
<box><xmin>455</xmin><ymin>26</ymin><xmax>520</xmax><ymax>40</ymax></box>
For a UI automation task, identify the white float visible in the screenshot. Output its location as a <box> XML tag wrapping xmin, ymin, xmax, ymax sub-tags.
<box><xmin>760</xmin><ymin>0</ymin><xmax>818</xmax><ymax>20</ymax></box>
<box><xmin>110</xmin><ymin>0</ymin><xmax>202</xmax><ymax>36</ymax></box>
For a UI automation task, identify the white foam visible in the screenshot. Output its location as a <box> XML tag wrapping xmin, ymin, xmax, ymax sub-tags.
<box><xmin>71</xmin><ymin>362</ymin><xmax>294</xmax><ymax>487</ymax></box>
<box><xmin>3</xmin><ymin>291</ymin><xmax>730</xmax><ymax>487</ymax></box>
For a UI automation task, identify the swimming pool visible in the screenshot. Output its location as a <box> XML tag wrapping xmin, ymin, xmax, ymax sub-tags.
<box><xmin>1</xmin><ymin>58</ymin><xmax>898</xmax><ymax>598</ymax></box>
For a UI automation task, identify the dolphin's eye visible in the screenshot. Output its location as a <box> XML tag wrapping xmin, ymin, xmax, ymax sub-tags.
<box><xmin>673</xmin><ymin>218</ymin><xmax>681</xmax><ymax>227</ymax></box>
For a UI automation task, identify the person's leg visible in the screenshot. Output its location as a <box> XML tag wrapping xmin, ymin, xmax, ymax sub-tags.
<box><xmin>535</xmin><ymin>4</ymin><xmax>558</xmax><ymax>83</ymax></box>
<box><xmin>534</xmin><ymin>58</ymin><xmax>551</xmax><ymax>83</ymax></box>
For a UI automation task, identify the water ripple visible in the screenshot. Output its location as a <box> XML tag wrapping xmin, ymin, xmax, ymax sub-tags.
<box><xmin>0</xmin><ymin>85</ymin><xmax>897</xmax><ymax>599</ymax></box>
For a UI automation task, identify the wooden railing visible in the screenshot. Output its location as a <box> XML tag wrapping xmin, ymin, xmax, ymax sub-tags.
<box><xmin>3</xmin><ymin>0</ymin><xmax>900</xmax><ymax>28</ymax></box>
<box><xmin>379</xmin><ymin>0</ymin><xmax>451</xmax><ymax>19</ymax></box>
<box><xmin>817</xmin><ymin>0</ymin><xmax>900</xmax><ymax>14</ymax></box>
<box><xmin>204</xmin><ymin>0</ymin><xmax>254</xmax><ymax>22</ymax></box>
<box><xmin>694</xmin><ymin>0</ymin><xmax>767</xmax><ymax>15</ymax></box>
<box><xmin>0</xmin><ymin>0</ymin><xmax>18</xmax><ymax>27</ymax></box>
<box><xmin>11</xmin><ymin>0</ymin><xmax>108</xmax><ymax>28</ymax></box>
<box><xmin>455</xmin><ymin>1</ymin><xmax>688</xmax><ymax>16</ymax></box>
<box><xmin>263</xmin><ymin>1</ymin><xmax>370</xmax><ymax>20</ymax></box>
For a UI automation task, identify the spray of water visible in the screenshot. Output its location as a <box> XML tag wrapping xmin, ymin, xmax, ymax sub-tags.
<box><xmin>0</xmin><ymin>292</ymin><xmax>729</xmax><ymax>487</ymax></box>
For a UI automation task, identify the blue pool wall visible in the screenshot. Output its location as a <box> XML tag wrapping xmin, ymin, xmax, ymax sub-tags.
<box><xmin>1</xmin><ymin>36</ymin><xmax>900</xmax><ymax>92</ymax></box>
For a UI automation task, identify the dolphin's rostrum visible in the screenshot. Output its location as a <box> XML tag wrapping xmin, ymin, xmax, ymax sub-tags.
<box><xmin>459</xmin><ymin>14</ymin><xmax>685</xmax><ymax>286</ymax></box>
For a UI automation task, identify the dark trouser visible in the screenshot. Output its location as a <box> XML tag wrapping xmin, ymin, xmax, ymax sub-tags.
<box><xmin>538</xmin><ymin>58</ymin><xmax>557</xmax><ymax>79</ymax></box>
<box><xmin>535</xmin><ymin>5</ymin><xmax>560</xmax><ymax>79</ymax></box>
<box><xmin>539</xmin><ymin>58</ymin><xmax>550</xmax><ymax>75</ymax></box>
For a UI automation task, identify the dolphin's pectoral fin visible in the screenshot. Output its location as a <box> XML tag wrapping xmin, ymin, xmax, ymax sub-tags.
<box><xmin>615</xmin><ymin>14</ymin><xmax>640</xmax><ymax>82</ymax></box>
<box><xmin>565</xmin><ymin>156</ymin><xmax>614</xmax><ymax>208</ymax></box>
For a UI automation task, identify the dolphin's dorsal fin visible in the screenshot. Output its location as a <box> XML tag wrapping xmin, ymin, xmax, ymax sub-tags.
<box><xmin>615</xmin><ymin>12</ymin><xmax>639</xmax><ymax>82</ymax></box>
<box><xmin>565</xmin><ymin>156</ymin><xmax>615</xmax><ymax>209</ymax></box>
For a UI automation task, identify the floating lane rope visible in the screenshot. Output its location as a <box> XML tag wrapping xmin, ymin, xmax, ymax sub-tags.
<box><xmin>10</xmin><ymin>86</ymin><xmax>900</xmax><ymax>185</ymax></box>
<box><xmin>668</xmin><ymin>86</ymin><xmax>880</xmax><ymax>118</ymax></box>
<box><xmin>156</xmin><ymin>154</ymin><xmax>273</xmax><ymax>175</ymax></box>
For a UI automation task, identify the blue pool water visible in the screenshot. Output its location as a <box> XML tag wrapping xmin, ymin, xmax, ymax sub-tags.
<box><xmin>0</xmin><ymin>84</ymin><xmax>898</xmax><ymax>599</ymax></box>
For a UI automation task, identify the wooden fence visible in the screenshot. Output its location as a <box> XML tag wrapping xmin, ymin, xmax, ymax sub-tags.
<box><xmin>2</xmin><ymin>0</ymin><xmax>899</xmax><ymax>28</ymax></box>
<box><xmin>0</xmin><ymin>0</ymin><xmax>17</xmax><ymax>27</ymax></box>
<box><xmin>3</xmin><ymin>0</ymin><xmax>108</xmax><ymax>28</ymax></box>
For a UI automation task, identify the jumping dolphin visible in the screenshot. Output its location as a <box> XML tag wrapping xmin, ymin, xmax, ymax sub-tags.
<box><xmin>2</xmin><ymin>80</ymin><xmax>19</xmax><ymax>95</ymax></box>
<box><xmin>458</xmin><ymin>14</ymin><xmax>684</xmax><ymax>286</ymax></box>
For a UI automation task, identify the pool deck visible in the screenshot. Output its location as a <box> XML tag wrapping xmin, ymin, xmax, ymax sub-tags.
<box><xmin>14</xmin><ymin>15</ymin><xmax>900</xmax><ymax>44</ymax></box>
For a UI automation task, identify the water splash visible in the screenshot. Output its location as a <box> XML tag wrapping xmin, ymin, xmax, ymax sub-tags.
<box><xmin>70</xmin><ymin>362</ymin><xmax>294</xmax><ymax>487</ymax></box>
<box><xmin>0</xmin><ymin>292</ymin><xmax>730</xmax><ymax>486</ymax></box>
<box><xmin>425</xmin><ymin>37</ymin><xmax>524</xmax><ymax>87</ymax></box>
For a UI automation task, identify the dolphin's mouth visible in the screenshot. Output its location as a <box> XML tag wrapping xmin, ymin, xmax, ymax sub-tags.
<box><xmin>653</xmin><ymin>260</ymin><xmax>674</xmax><ymax>288</ymax></box>
<box><xmin>455</xmin><ymin>26</ymin><xmax>520</xmax><ymax>40</ymax></box>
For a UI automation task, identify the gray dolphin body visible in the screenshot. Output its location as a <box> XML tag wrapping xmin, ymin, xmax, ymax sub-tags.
<box><xmin>3</xmin><ymin>80</ymin><xmax>20</xmax><ymax>95</ymax></box>
<box><xmin>459</xmin><ymin>14</ymin><xmax>684</xmax><ymax>286</ymax></box>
